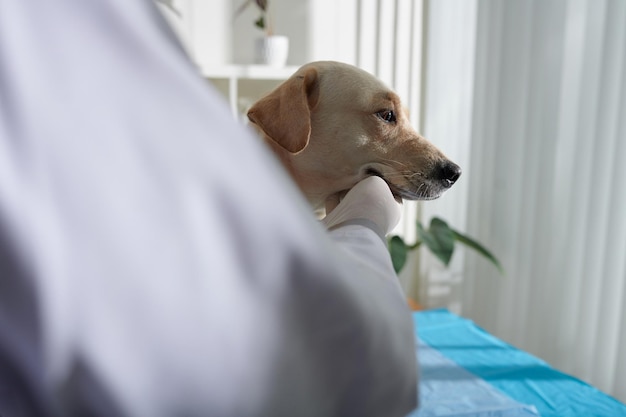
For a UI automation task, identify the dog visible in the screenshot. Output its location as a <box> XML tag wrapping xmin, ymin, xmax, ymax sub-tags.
<box><xmin>247</xmin><ymin>61</ymin><xmax>461</xmax><ymax>212</ymax></box>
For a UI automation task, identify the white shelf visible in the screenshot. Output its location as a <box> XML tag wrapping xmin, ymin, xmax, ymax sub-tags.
<box><xmin>203</xmin><ymin>65</ymin><xmax>299</xmax><ymax>119</ymax></box>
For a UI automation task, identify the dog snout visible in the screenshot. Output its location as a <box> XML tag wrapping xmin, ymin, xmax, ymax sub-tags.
<box><xmin>439</xmin><ymin>161</ymin><xmax>462</xmax><ymax>188</ymax></box>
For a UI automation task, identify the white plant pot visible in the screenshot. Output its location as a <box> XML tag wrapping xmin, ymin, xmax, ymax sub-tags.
<box><xmin>255</xmin><ymin>35</ymin><xmax>289</xmax><ymax>67</ymax></box>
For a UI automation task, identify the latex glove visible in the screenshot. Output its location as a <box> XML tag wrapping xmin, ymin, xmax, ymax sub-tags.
<box><xmin>322</xmin><ymin>176</ymin><xmax>402</xmax><ymax>238</ymax></box>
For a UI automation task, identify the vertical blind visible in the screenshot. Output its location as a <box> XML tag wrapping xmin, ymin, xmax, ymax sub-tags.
<box><xmin>457</xmin><ymin>0</ymin><xmax>626</xmax><ymax>402</ymax></box>
<box><xmin>355</xmin><ymin>0</ymin><xmax>427</xmax><ymax>299</ymax></box>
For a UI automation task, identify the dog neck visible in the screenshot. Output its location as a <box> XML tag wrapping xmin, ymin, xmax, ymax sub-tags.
<box><xmin>258</xmin><ymin>134</ymin><xmax>327</xmax><ymax>210</ymax></box>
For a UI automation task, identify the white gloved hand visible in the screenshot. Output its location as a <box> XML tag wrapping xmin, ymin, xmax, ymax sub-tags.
<box><xmin>322</xmin><ymin>176</ymin><xmax>402</xmax><ymax>238</ymax></box>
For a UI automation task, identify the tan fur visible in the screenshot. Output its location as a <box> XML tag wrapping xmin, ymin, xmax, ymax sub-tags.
<box><xmin>248</xmin><ymin>61</ymin><xmax>461</xmax><ymax>211</ymax></box>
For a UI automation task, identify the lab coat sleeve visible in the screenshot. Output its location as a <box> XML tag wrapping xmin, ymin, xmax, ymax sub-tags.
<box><xmin>0</xmin><ymin>1</ymin><xmax>418</xmax><ymax>416</ymax></box>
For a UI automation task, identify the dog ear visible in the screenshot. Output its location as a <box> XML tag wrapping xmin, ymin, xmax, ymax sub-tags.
<box><xmin>247</xmin><ymin>67</ymin><xmax>319</xmax><ymax>154</ymax></box>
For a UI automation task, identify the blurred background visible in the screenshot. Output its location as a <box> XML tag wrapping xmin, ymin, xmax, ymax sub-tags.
<box><xmin>157</xmin><ymin>0</ymin><xmax>626</xmax><ymax>403</ymax></box>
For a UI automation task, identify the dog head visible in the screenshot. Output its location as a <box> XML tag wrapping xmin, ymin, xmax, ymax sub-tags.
<box><xmin>248</xmin><ymin>61</ymin><xmax>461</xmax><ymax>210</ymax></box>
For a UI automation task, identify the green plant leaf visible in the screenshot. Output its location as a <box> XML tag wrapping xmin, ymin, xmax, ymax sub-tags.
<box><xmin>418</xmin><ymin>217</ymin><xmax>455</xmax><ymax>266</ymax></box>
<box><xmin>388</xmin><ymin>235</ymin><xmax>408</xmax><ymax>274</ymax></box>
<box><xmin>387</xmin><ymin>216</ymin><xmax>503</xmax><ymax>277</ymax></box>
<box><xmin>254</xmin><ymin>15</ymin><xmax>265</xmax><ymax>30</ymax></box>
<box><xmin>451</xmin><ymin>229</ymin><xmax>505</xmax><ymax>274</ymax></box>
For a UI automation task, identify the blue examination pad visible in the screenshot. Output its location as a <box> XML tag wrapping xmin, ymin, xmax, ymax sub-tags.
<box><xmin>412</xmin><ymin>309</ymin><xmax>626</xmax><ymax>417</ymax></box>
<box><xmin>409</xmin><ymin>337</ymin><xmax>539</xmax><ymax>417</ymax></box>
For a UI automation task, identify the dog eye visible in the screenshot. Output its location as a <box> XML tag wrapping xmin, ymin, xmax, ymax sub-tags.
<box><xmin>376</xmin><ymin>110</ymin><xmax>396</xmax><ymax>123</ymax></box>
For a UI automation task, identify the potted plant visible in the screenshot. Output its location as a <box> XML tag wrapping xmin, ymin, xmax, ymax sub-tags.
<box><xmin>235</xmin><ymin>0</ymin><xmax>289</xmax><ymax>67</ymax></box>
<box><xmin>388</xmin><ymin>217</ymin><xmax>503</xmax><ymax>275</ymax></box>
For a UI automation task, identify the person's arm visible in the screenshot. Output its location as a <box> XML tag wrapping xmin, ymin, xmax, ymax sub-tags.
<box><xmin>0</xmin><ymin>1</ymin><xmax>417</xmax><ymax>416</ymax></box>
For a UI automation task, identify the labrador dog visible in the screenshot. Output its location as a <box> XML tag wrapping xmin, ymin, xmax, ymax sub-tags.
<box><xmin>247</xmin><ymin>61</ymin><xmax>461</xmax><ymax>212</ymax></box>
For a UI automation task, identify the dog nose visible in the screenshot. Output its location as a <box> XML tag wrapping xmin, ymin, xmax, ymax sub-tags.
<box><xmin>440</xmin><ymin>161</ymin><xmax>461</xmax><ymax>187</ymax></box>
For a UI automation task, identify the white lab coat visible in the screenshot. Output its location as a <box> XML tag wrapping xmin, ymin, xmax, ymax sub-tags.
<box><xmin>0</xmin><ymin>1</ymin><xmax>417</xmax><ymax>416</ymax></box>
